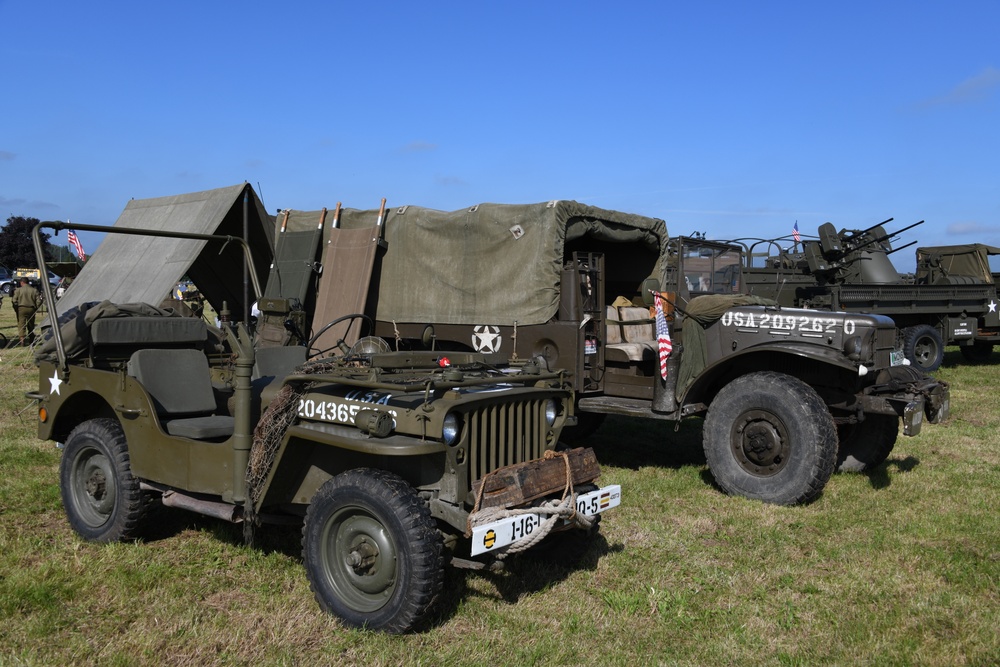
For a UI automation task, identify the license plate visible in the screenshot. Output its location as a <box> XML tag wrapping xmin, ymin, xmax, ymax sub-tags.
<box><xmin>470</xmin><ymin>484</ymin><xmax>621</xmax><ymax>556</ymax></box>
<box><xmin>890</xmin><ymin>349</ymin><xmax>907</xmax><ymax>366</ymax></box>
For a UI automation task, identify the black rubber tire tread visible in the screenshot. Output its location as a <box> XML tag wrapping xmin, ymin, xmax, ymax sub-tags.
<box><xmin>960</xmin><ymin>340</ymin><xmax>994</xmax><ymax>363</ymax></box>
<box><xmin>302</xmin><ymin>468</ymin><xmax>444</xmax><ymax>634</ymax></box>
<box><xmin>902</xmin><ymin>324</ymin><xmax>945</xmax><ymax>372</ymax></box>
<box><xmin>836</xmin><ymin>414</ymin><xmax>899</xmax><ymax>473</ymax></box>
<box><xmin>703</xmin><ymin>371</ymin><xmax>838</xmax><ymax>506</ymax></box>
<box><xmin>59</xmin><ymin>418</ymin><xmax>146</xmax><ymax>543</ymax></box>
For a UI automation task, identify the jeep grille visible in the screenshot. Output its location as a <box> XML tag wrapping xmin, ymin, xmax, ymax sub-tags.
<box><xmin>467</xmin><ymin>399</ymin><xmax>550</xmax><ymax>483</ymax></box>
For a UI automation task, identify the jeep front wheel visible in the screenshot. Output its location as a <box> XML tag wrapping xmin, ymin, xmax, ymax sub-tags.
<box><xmin>703</xmin><ymin>372</ymin><xmax>838</xmax><ymax>506</ymax></box>
<box><xmin>836</xmin><ymin>415</ymin><xmax>899</xmax><ymax>472</ymax></box>
<box><xmin>302</xmin><ymin>469</ymin><xmax>444</xmax><ymax>633</ymax></box>
<box><xmin>60</xmin><ymin>418</ymin><xmax>147</xmax><ymax>542</ymax></box>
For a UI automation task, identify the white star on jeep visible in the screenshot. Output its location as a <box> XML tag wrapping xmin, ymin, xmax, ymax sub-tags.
<box><xmin>49</xmin><ymin>371</ymin><xmax>63</xmax><ymax>395</ymax></box>
<box><xmin>989</xmin><ymin>300</ymin><xmax>997</xmax><ymax>313</ymax></box>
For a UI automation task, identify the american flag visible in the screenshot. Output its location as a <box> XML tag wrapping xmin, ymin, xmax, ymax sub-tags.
<box><xmin>67</xmin><ymin>230</ymin><xmax>86</xmax><ymax>261</ymax></box>
<box><xmin>792</xmin><ymin>221</ymin><xmax>801</xmax><ymax>244</ymax></box>
<box><xmin>654</xmin><ymin>292</ymin><xmax>673</xmax><ymax>380</ymax></box>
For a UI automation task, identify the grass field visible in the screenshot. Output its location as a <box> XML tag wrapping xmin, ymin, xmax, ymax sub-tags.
<box><xmin>0</xmin><ymin>302</ymin><xmax>997</xmax><ymax>666</ymax></box>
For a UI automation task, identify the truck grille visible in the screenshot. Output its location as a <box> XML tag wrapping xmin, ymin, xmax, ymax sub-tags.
<box><xmin>467</xmin><ymin>399</ymin><xmax>549</xmax><ymax>483</ymax></box>
<box><xmin>874</xmin><ymin>327</ymin><xmax>897</xmax><ymax>368</ymax></box>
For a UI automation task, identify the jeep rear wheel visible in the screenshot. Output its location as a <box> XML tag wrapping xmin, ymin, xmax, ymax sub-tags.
<box><xmin>902</xmin><ymin>324</ymin><xmax>945</xmax><ymax>371</ymax></box>
<box><xmin>703</xmin><ymin>372</ymin><xmax>837</xmax><ymax>505</ymax></box>
<box><xmin>302</xmin><ymin>469</ymin><xmax>444</xmax><ymax>634</ymax></box>
<box><xmin>836</xmin><ymin>415</ymin><xmax>899</xmax><ymax>473</ymax></box>
<box><xmin>60</xmin><ymin>418</ymin><xmax>146</xmax><ymax>542</ymax></box>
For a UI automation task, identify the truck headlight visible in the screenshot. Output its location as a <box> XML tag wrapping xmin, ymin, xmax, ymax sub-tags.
<box><xmin>442</xmin><ymin>412</ymin><xmax>461</xmax><ymax>445</ymax></box>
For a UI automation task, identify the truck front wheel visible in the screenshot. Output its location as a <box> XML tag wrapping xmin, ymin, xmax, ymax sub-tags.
<box><xmin>302</xmin><ymin>469</ymin><xmax>444</xmax><ymax>634</ymax></box>
<box><xmin>60</xmin><ymin>418</ymin><xmax>147</xmax><ymax>542</ymax></box>
<box><xmin>836</xmin><ymin>415</ymin><xmax>899</xmax><ymax>472</ymax></box>
<box><xmin>703</xmin><ymin>372</ymin><xmax>837</xmax><ymax>505</ymax></box>
<box><xmin>902</xmin><ymin>324</ymin><xmax>945</xmax><ymax>371</ymax></box>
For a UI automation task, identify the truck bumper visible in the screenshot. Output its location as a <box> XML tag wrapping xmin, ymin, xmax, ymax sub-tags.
<box><xmin>860</xmin><ymin>366</ymin><xmax>950</xmax><ymax>436</ymax></box>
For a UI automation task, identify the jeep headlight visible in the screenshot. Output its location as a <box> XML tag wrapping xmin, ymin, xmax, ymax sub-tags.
<box><xmin>545</xmin><ymin>399</ymin><xmax>559</xmax><ymax>426</ymax></box>
<box><xmin>442</xmin><ymin>412</ymin><xmax>461</xmax><ymax>445</ymax></box>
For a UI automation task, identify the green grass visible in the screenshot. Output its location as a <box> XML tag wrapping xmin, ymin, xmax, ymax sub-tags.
<box><xmin>0</xmin><ymin>302</ymin><xmax>997</xmax><ymax>666</ymax></box>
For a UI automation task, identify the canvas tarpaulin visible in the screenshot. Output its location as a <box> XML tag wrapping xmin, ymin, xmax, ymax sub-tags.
<box><xmin>329</xmin><ymin>200</ymin><xmax>668</xmax><ymax>326</ymax></box>
<box><xmin>56</xmin><ymin>184</ymin><xmax>275</xmax><ymax>319</ymax></box>
<box><xmin>916</xmin><ymin>244</ymin><xmax>1000</xmax><ymax>284</ymax></box>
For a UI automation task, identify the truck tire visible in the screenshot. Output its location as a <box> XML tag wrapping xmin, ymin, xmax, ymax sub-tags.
<box><xmin>902</xmin><ymin>324</ymin><xmax>944</xmax><ymax>371</ymax></box>
<box><xmin>703</xmin><ymin>372</ymin><xmax>837</xmax><ymax>506</ymax></box>
<box><xmin>302</xmin><ymin>469</ymin><xmax>444</xmax><ymax>634</ymax></box>
<box><xmin>60</xmin><ymin>418</ymin><xmax>147</xmax><ymax>542</ymax></box>
<box><xmin>960</xmin><ymin>341</ymin><xmax>994</xmax><ymax>363</ymax></box>
<box><xmin>836</xmin><ymin>415</ymin><xmax>899</xmax><ymax>473</ymax></box>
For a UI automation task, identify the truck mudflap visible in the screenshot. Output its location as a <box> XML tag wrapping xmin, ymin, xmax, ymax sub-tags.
<box><xmin>861</xmin><ymin>365</ymin><xmax>951</xmax><ymax>436</ymax></box>
<box><xmin>466</xmin><ymin>447</ymin><xmax>622</xmax><ymax>557</ymax></box>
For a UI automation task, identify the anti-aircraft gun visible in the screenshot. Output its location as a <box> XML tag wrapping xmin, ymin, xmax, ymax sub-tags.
<box><xmin>741</xmin><ymin>219</ymin><xmax>1000</xmax><ymax>370</ymax></box>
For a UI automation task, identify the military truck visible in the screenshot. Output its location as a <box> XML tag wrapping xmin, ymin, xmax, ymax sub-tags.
<box><xmin>28</xmin><ymin>220</ymin><xmax>620</xmax><ymax>634</ymax></box>
<box><xmin>283</xmin><ymin>201</ymin><xmax>950</xmax><ymax>507</ymax></box>
<box><xmin>737</xmin><ymin>220</ymin><xmax>1000</xmax><ymax>371</ymax></box>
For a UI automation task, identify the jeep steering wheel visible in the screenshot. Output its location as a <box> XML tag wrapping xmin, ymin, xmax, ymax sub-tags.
<box><xmin>308</xmin><ymin>313</ymin><xmax>373</xmax><ymax>359</ymax></box>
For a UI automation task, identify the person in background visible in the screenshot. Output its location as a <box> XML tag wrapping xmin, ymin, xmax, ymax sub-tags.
<box><xmin>13</xmin><ymin>277</ymin><xmax>42</xmax><ymax>346</ymax></box>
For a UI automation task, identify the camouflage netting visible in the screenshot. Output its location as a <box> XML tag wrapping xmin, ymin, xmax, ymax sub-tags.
<box><xmin>244</xmin><ymin>358</ymin><xmax>340</xmax><ymax>544</ymax></box>
<box><xmin>677</xmin><ymin>294</ymin><xmax>776</xmax><ymax>394</ymax></box>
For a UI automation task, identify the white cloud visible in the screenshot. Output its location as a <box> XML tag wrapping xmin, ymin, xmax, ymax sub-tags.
<box><xmin>401</xmin><ymin>141</ymin><xmax>438</xmax><ymax>153</ymax></box>
<box><xmin>918</xmin><ymin>66</ymin><xmax>1000</xmax><ymax>108</ymax></box>
<box><xmin>946</xmin><ymin>221</ymin><xmax>1000</xmax><ymax>235</ymax></box>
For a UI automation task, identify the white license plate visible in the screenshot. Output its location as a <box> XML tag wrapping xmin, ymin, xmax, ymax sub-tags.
<box><xmin>470</xmin><ymin>484</ymin><xmax>621</xmax><ymax>556</ymax></box>
<box><xmin>890</xmin><ymin>349</ymin><xmax>907</xmax><ymax>366</ymax></box>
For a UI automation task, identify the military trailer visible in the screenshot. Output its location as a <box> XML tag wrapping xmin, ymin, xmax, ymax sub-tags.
<box><xmin>738</xmin><ymin>221</ymin><xmax>1000</xmax><ymax>371</ymax></box>
<box><xmin>28</xmin><ymin>219</ymin><xmax>620</xmax><ymax>634</ymax></box>
<box><xmin>284</xmin><ymin>201</ymin><xmax>949</xmax><ymax>507</ymax></box>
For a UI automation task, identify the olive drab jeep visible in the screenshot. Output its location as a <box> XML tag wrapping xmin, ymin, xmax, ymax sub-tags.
<box><xmin>322</xmin><ymin>201</ymin><xmax>950</xmax><ymax>506</ymax></box>
<box><xmin>28</xmin><ymin>219</ymin><xmax>621</xmax><ymax>634</ymax></box>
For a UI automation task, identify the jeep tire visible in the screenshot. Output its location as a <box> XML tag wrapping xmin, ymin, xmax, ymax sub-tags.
<box><xmin>302</xmin><ymin>469</ymin><xmax>444</xmax><ymax>634</ymax></box>
<box><xmin>703</xmin><ymin>372</ymin><xmax>837</xmax><ymax>506</ymax></box>
<box><xmin>60</xmin><ymin>418</ymin><xmax>147</xmax><ymax>542</ymax></box>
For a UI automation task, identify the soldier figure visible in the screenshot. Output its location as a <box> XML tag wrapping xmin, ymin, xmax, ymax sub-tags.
<box><xmin>13</xmin><ymin>277</ymin><xmax>42</xmax><ymax>346</ymax></box>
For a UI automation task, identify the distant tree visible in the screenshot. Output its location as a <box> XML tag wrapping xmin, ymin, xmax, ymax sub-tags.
<box><xmin>0</xmin><ymin>216</ymin><xmax>52</xmax><ymax>270</ymax></box>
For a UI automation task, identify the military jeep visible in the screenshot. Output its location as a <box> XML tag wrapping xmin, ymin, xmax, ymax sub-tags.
<box><xmin>28</xmin><ymin>221</ymin><xmax>620</xmax><ymax>633</ymax></box>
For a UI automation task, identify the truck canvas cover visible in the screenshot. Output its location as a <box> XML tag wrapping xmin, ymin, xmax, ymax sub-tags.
<box><xmin>56</xmin><ymin>184</ymin><xmax>274</xmax><ymax>317</ymax></box>
<box><xmin>331</xmin><ymin>200</ymin><xmax>668</xmax><ymax>326</ymax></box>
<box><xmin>916</xmin><ymin>244</ymin><xmax>1000</xmax><ymax>284</ymax></box>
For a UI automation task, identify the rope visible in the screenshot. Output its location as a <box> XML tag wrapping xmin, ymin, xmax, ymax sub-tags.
<box><xmin>466</xmin><ymin>449</ymin><xmax>593</xmax><ymax>557</ymax></box>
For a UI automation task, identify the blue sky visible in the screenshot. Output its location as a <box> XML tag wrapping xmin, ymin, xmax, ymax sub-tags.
<box><xmin>2</xmin><ymin>1</ymin><xmax>998</xmax><ymax>271</ymax></box>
